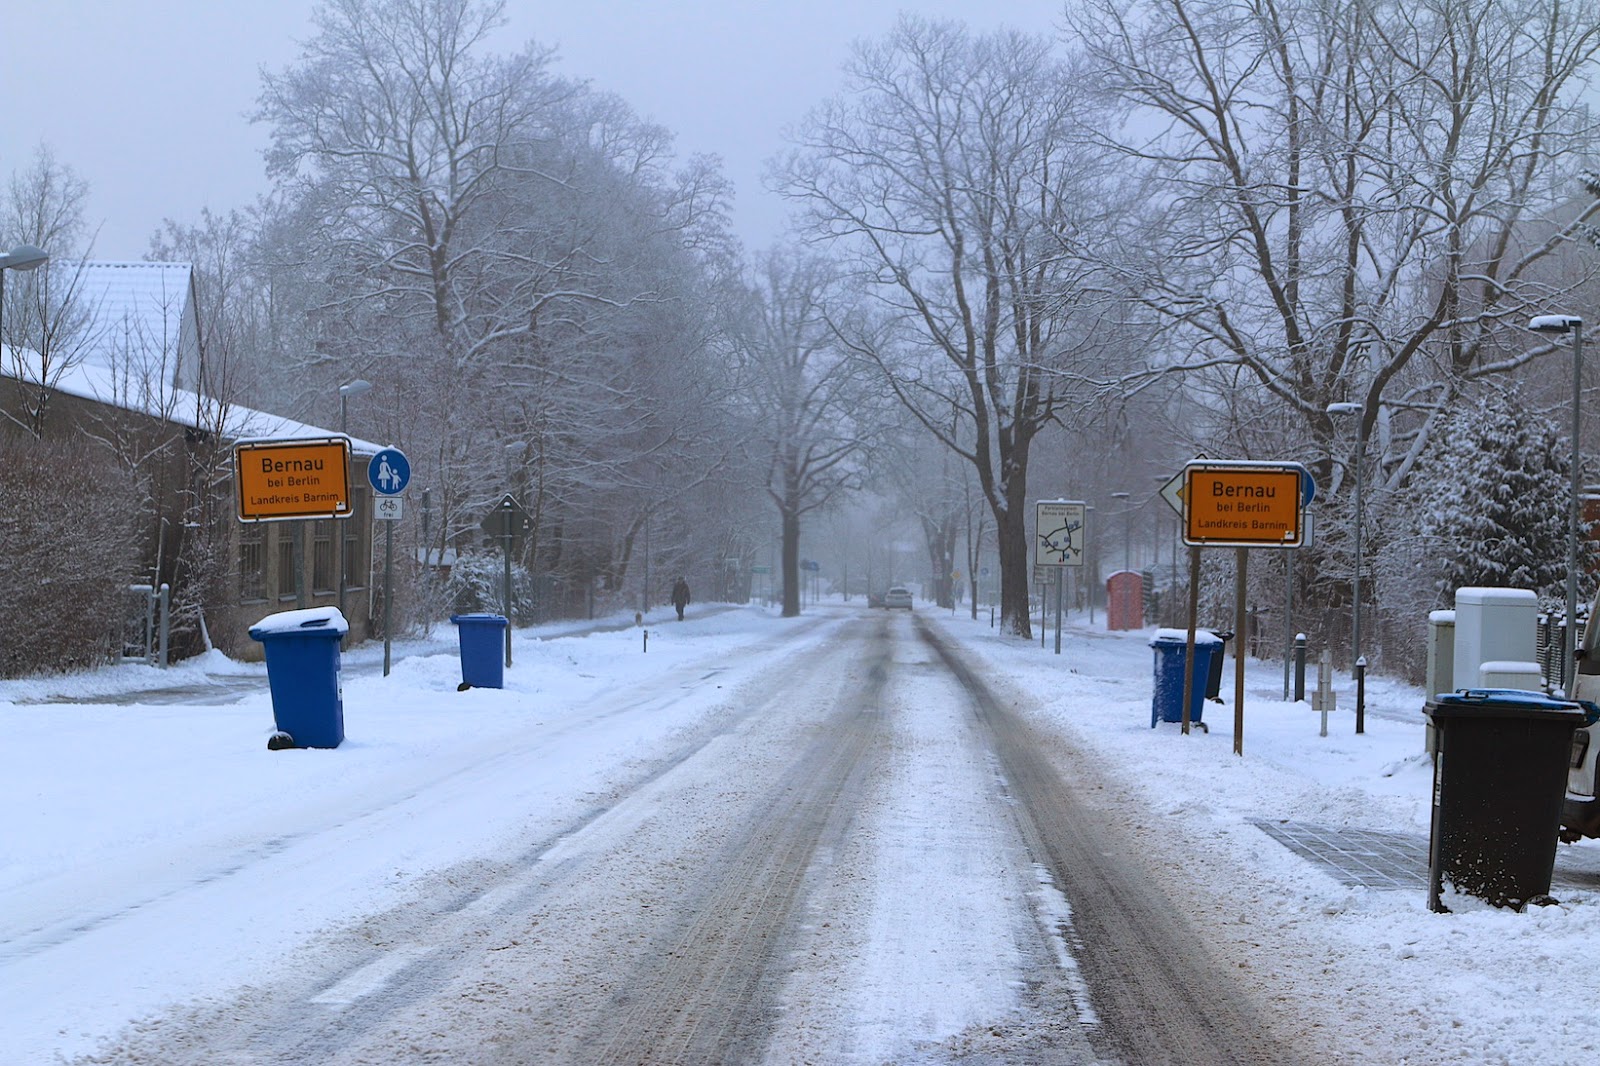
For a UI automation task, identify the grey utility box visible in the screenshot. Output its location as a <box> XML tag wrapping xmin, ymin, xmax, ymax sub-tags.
<box><xmin>1453</xmin><ymin>587</ymin><xmax>1538</xmax><ymax>692</ymax></box>
<box><xmin>1426</xmin><ymin>610</ymin><xmax>1455</xmax><ymax>755</ymax></box>
<box><xmin>1427</xmin><ymin>610</ymin><xmax>1455</xmax><ymax>697</ymax></box>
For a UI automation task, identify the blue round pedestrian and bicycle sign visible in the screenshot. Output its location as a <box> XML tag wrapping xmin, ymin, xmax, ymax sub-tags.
<box><xmin>368</xmin><ymin>448</ymin><xmax>411</xmax><ymax>496</ymax></box>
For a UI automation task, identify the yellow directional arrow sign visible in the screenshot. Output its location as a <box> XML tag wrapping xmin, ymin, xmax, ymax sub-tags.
<box><xmin>1159</xmin><ymin>453</ymin><xmax>1207</xmax><ymax>516</ymax></box>
<box><xmin>1159</xmin><ymin>470</ymin><xmax>1186</xmax><ymax>515</ymax></box>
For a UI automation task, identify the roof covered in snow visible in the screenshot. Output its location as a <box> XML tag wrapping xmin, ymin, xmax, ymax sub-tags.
<box><xmin>0</xmin><ymin>350</ymin><xmax>386</xmax><ymax>456</ymax></box>
<box><xmin>71</xmin><ymin>261</ymin><xmax>197</xmax><ymax>378</ymax></box>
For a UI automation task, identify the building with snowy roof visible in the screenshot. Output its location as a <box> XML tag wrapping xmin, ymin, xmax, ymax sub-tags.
<box><xmin>0</xmin><ymin>343</ymin><xmax>385</xmax><ymax>662</ymax></box>
<box><xmin>70</xmin><ymin>260</ymin><xmax>205</xmax><ymax>392</ymax></box>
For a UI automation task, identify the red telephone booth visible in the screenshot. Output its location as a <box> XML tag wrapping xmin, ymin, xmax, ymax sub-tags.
<box><xmin>1107</xmin><ymin>571</ymin><xmax>1144</xmax><ymax>631</ymax></box>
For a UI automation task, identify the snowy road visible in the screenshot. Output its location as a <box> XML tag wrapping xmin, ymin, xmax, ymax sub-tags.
<box><xmin>44</xmin><ymin>609</ymin><xmax>1298</xmax><ymax>1065</ymax></box>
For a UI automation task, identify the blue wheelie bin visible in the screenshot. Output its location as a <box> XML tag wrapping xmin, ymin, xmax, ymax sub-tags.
<box><xmin>1149</xmin><ymin>629</ymin><xmax>1223</xmax><ymax>728</ymax></box>
<box><xmin>451</xmin><ymin>613</ymin><xmax>509</xmax><ymax>690</ymax></box>
<box><xmin>249</xmin><ymin>606</ymin><xmax>348</xmax><ymax>750</ymax></box>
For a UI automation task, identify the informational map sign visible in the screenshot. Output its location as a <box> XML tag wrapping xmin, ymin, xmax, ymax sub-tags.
<box><xmin>1035</xmin><ymin>500</ymin><xmax>1087</xmax><ymax>566</ymax></box>
<box><xmin>1183</xmin><ymin>462</ymin><xmax>1304</xmax><ymax>547</ymax></box>
<box><xmin>234</xmin><ymin>438</ymin><xmax>353</xmax><ymax>522</ymax></box>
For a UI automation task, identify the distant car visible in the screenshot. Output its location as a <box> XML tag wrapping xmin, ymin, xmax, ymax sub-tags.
<box><xmin>883</xmin><ymin>586</ymin><xmax>914</xmax><ymax>610</ymax></box>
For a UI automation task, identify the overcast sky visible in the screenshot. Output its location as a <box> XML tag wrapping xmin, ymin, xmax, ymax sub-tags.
<box><xmin>3</xmin><ymin>1</ymin><xmax>1063</xmax><ymax>260</ymax></box>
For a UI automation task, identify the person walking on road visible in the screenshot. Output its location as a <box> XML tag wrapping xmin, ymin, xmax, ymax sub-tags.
<box><xmin>671</xmin><ymin>577</ymin><xmax>691</xmax><ymax>621</ymax></box>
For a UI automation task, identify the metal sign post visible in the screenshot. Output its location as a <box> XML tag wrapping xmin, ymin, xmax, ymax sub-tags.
<box><xmin>1055</xmin><ymin>568</ymin><xmax>1064</xmax><ymax>655</ymax></box>
<box><xmin>1182</xmin><ymin>545</ymin><xmax>1202</xmax><ymax>735</ymax></box>
<box><xmin>1035</xmin><ymin>500</ymin><xmax>1087</xmax><ymax>654</ymax></box>
<box><xmin>480</xmin><ymin>494</ymin><xmax>528</xmax><ymax>668</ymax></box>
<box><xmin>368</xmin><ymin>448</ymin><xmax>411</xmax><ymax>677</ymax></box>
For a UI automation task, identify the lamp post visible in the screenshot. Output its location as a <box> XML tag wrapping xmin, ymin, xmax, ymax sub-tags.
<box><xmin>1111</xmin><ymin>491</ymin><xmax>1131</xmax><ymax>571</ymax></box>
<box><xmin>1084</xmin><ymin>505</ymin><xmax>1096</xmax><ymax>623</ymax></box>
<box><xmin>1153</xmin><ymin>474</ymin><xmax>1179</xmax><ymax>625</ymax></box>
<box><xmin>0</xmin><ymin>244</ymin><xmax>50</xmax><ymax>356</ymax></box>
<box><xmin>1327</xmin><ymin>402</ymin><xmax>1366</xmax><ymax>668</ymax></box>
<box><xmin>339</xmin><ymin>378</ymin><xmax>372</xmax><ymax>435</ymax></box>
<box><xmin>336</xmin><ymin>379</ymin><xmax>372</xmax><ymax>618</ymax></box>
<box><xmin>504</xmin><ymin>441</ymin><xmax>528</xmax><ymax>666</ymax></box>
<box><xmin>1531</xmin><ymin>314</ymin><xmax>1585</xmax><ymax>695</ymax></box>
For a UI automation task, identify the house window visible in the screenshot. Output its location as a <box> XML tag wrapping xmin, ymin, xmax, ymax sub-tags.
<box><xmin>344</xmin><ymin>489</ymin><xmax>367</xmax><ymax>590</ymax></box>
<box><xmin>238</xmin><ymin>524</ymin><xmax>266</xmax><ymax>603</ymax></box>
<box><xmin>312</xmin><ymin>520</ymin><xmax>334</xmax><ymax>594</ymax></box>
<box><xmin>277</xmin><ymin>528</ymin><xmax>299</xmax><ymax>601</ymax></box>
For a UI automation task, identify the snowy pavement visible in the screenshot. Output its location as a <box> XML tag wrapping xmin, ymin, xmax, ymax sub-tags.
<box><xmin>3</xmin><ymin>601</ymin><xmax>1600</xmax><ymax>1063</ymax></box>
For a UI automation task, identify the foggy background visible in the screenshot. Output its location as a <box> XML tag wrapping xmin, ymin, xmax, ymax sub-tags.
<box><xmin>3</xmin><ymin>0</ymin><xmax>1060</xmax><ymax>255</ymax></box>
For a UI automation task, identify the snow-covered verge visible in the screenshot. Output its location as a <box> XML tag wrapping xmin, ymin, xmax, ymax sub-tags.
<box><xmin>4</xmin><ymin>601</ymin><xmax>1599</xmax><ymax>1065</ymax></box>
<box><xmin>0</xmin><ymin>604</ymin><xmax>822</xmax><ymax>1064</ymax></box>
<box><xmin>945</xmin><ymin>612</ymin><xmax>1600</xmax><ymax>1066</ymax></box>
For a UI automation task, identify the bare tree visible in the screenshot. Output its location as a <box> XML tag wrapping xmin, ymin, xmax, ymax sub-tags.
<box><xmin>727</xmin><ymin>250</ymin><xmax>865</xmax><ymax>617</ymax></box>
<box><xmin>1073</xmin><ymin>0</ymin><xmax>1600</xmax><ymax>483</ymax></box>
<box><xmin>1</xmin><ymin>146</ymin><xmax>96</xmax><ymax>437</ymax></box>
<box><xmin>254</xmin><ymin>0</ymin><xmax>738</xmax><ymax>616</ymax></box>
<box><xmin>780</xmin><ymin>17</ymin><xmax>1121</xmax><ymax>637</ymax></box>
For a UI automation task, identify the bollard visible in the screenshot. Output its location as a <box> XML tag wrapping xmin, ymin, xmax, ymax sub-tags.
<box><xmin>643</xmin><ymin>629</ymin><xmax>649</xmax><ymax>653</ymax></box>
<box><xmin>1312</xmin><ymin>648</ymin><xmax>1335</xmax><ymax>737</ymax></box>
<box><xmin>1355</xmin><ymin>656</ymin><xmax>1367</xmax><ymax>734</ymax></box>
<box><xmin>1293</xmin><ymin>633</ymin><xmax>1307</xmax><ymax>702</ymax></box>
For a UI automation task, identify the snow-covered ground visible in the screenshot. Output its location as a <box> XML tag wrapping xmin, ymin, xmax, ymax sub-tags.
<box><xmin>3</xmin><ymin>601</ymin><xmax>1599</xmax><ymax>1064</ymax></box>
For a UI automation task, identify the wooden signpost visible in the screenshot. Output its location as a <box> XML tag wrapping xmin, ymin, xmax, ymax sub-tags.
<box><xmin>1163</xmin><ymin>460</ymin><xmax>1312</xmax><ymax>754</ymax></box>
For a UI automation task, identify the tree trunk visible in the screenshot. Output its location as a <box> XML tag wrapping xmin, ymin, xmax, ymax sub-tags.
<box><xmin>781</xmin><ymin>509</ymin><xmax>801</xmax><ymax>617</ymax></box>
<box><xmin>997</xmin><ymin>500</ymin><xmax>1032</xmax><ymax>639</ymax></box>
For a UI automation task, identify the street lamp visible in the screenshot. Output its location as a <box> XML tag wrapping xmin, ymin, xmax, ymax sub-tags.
<box><xmin>1327</xmin><ymin>402</ymin><xmax>1366</xmax><ymax>668</ymax></box>
<box><xmin>335</xmin><ymin>379</ymin><xmax>373</xmax><ymax>618</ymax></box>
<box><xmin>0</xmin><ymin>244</ymin><xmax>50</xmax><ymax>356</ymax></box>
<box><xmin>1084</xmin><ymin>505</ymin><xmax>1096</xmax><ymax>624</ymax></box>
<box><xmin>1111</xmin><ymin>491</ymin><xmax>1131</xmax><ymax>571</ymax></box>
<box><xmin>1153</xmin><ymin>473</ymin><xmax>1180</xmax><ymax>625</ymax></box>
<box><xmin>1530</xmin><ymin>314</ymin><xmax>1585</xmax><ymax>695</ymax></box>
<box><xmin>503</xmin><ymin>441</ymin><xmax>529</xmax><ymax>667</ymax></box>
<box><xmin>339</xmin><ymin>378</ymin><xmax>372</xmax><ymax>434</ymax></box>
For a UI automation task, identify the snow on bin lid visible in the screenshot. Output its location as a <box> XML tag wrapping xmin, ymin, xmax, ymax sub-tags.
<box><xmin>1428</xmin><ymin>609</ymin><xmax>1456</xmax><ymax>624</ymax></box>
<box><xmin>1454</xmin><ymin>587</ymin><xmax>1537</xmax><ymax>605</ymax></box>
<box><xmin>449</xmin><ymin>613</ymin><xmax>508</xmax><ymax>626</ymax></box>
<box><xmin>1151</xmin><ymin>627</ymin><xmax>1223</xmax><ymax>646</ymax></box>
<box><xmin>248</xmin><ymin>605</ymin><xmax>349</xmax><ymax>639</ymax></box>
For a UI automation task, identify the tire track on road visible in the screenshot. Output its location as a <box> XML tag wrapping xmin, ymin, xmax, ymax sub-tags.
<box><xmin>590</xmin><ymin>639</ymin><xmax>889</xmax><ymax>1064</ymax></box>
<box><xmin>918</xmin><ymin>619</ymin><xmax>1304</xmax><ymax>1066</ymax></box>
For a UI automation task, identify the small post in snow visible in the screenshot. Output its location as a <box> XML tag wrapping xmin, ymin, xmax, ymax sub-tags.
<box><xmin>1054</xmin><ymin>568</ymin><xmax>1064</xmax><ymax>656</ymax></box>
<box><xmin>1294</xmin><ymin>634</ymin><xmax>1307</xmax><ymax>702</ymax></box>
<box><xmin>1355</xmin><ymin>656</ymin><xmax>1367</xmax><ymax>734</ymax></box>
<box><xmin>1313</xmin><ymin>649</ymin><xmax>1335</xmax><ymax>737</ymax></box>
<box><xmin>643</xmin><ymin>629</ymin><xmax>649</xmax><ymax>653</ymax></box>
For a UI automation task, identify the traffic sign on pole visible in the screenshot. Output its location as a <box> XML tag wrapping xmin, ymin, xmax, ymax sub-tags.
<box><xmin>368</xmin><ymin>448</ymin><xmax>411</xmax><ymax>496</ymax></box>
<box><xmin>1183</xmin><ymin>461</ymin><xmax>1305</xmax><ymax>547</ymax></box>
<box><xmin>234</xmin><ymin>438</ymin><xmax>353</xmax><ymax>522</ymax></box>
<box><xmin>1035</xmin><ymin>500</ymin><xmax>1087</xmax><ymax>566</ymax></box>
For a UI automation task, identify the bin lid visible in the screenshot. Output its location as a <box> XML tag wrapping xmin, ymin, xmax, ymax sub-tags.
<box><xmin>450</xmin><ymin>613</ymin><xmax>509</xmax><ymax>626</ymax></box>
<box><xmin>248</xmin><ymin>605</ymin><xmax>349</xmax><ymax>640</ymax></box>
<box><xmin>1424</xmin><ymin>688</ymin><xmax>1585</xmax><ymax>722</ymax></box>
<box><xmin>1150</xmin><ymin>627</ymin><xmax>1223</xmax><ymax>648</ymax></box>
